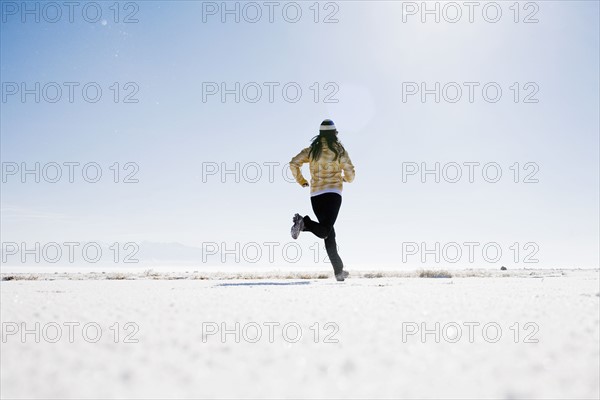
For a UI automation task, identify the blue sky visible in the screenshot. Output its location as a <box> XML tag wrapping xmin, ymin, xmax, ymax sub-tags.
<box><xmin>1</xmin><ymin>1</ymin><xmax>598</xmax><ymax>269</ymax></box>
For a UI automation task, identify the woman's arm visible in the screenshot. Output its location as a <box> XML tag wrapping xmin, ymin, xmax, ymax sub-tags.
<box><xmin>289</xmin><ymin>148</ymin><xmax>310</xmax><ymax>186</ymax></box>
<box><xmin>341</xmin><ymin>151</ymin><xmax>355</xmax><ymax>183</ymax></box>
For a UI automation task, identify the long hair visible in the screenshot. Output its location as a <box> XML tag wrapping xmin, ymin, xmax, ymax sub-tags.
<box><xmin>308</xmin><ymin>130</ymin><xmax>346</xmax><ymax>161</ymax></box>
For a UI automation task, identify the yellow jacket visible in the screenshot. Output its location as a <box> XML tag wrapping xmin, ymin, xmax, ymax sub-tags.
<box><xmin>290</xmin><ymin>139</ymin><xmax>355</xmax><ymax>195</ymax></box>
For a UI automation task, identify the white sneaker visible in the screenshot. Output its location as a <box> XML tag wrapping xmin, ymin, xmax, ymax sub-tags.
<box><xmin>335</xmin><ymin>271</ymin><xmax>349</xmax><ymax>282</ymax></box>
<box><xmin>291</xmin><ymin>213</ymin><xmax>304</xmax><ymax>239</ymax></box>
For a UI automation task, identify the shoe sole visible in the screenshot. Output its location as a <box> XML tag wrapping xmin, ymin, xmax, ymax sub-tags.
<box><xmin>291</xmin><ymin>214</ymin><xmax>303</xmax><ymax>239</ymax></box>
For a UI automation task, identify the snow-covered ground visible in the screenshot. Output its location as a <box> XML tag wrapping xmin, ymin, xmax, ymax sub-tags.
<box><xmin>1</xmin><ymin>269</ymin><xmax>599</xmax><ymax>399</ymax></box>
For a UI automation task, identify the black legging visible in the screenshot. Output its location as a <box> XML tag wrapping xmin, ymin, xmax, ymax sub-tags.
<box><xmin>302</xmin><ymin>193</ymin><xmax>344</xmax><ymax>274</ymax></box>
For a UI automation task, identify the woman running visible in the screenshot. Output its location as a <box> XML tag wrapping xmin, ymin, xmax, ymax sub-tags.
<box><xmin>289</xmin><ymin>119</ymin><xmax>355</xmax><ymax>281</ymax></box>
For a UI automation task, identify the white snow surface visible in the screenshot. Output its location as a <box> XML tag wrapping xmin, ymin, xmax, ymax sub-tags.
<box><xmin>1</xmin><ymin>269</ymin><xmax>599</xmax><ymax>399</ymax></box>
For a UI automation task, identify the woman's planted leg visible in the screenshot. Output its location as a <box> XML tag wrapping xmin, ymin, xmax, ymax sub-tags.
<box><xmin>324</xmin><ymin>228</ymin><xmax>344</xmax><ymax>275</ymax></box>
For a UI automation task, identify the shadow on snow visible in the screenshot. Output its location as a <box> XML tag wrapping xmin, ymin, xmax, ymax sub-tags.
<box><xmin>216</xmin><ymin>281</ymin><xmax>311</xmax><ymax>287</ymax></box>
